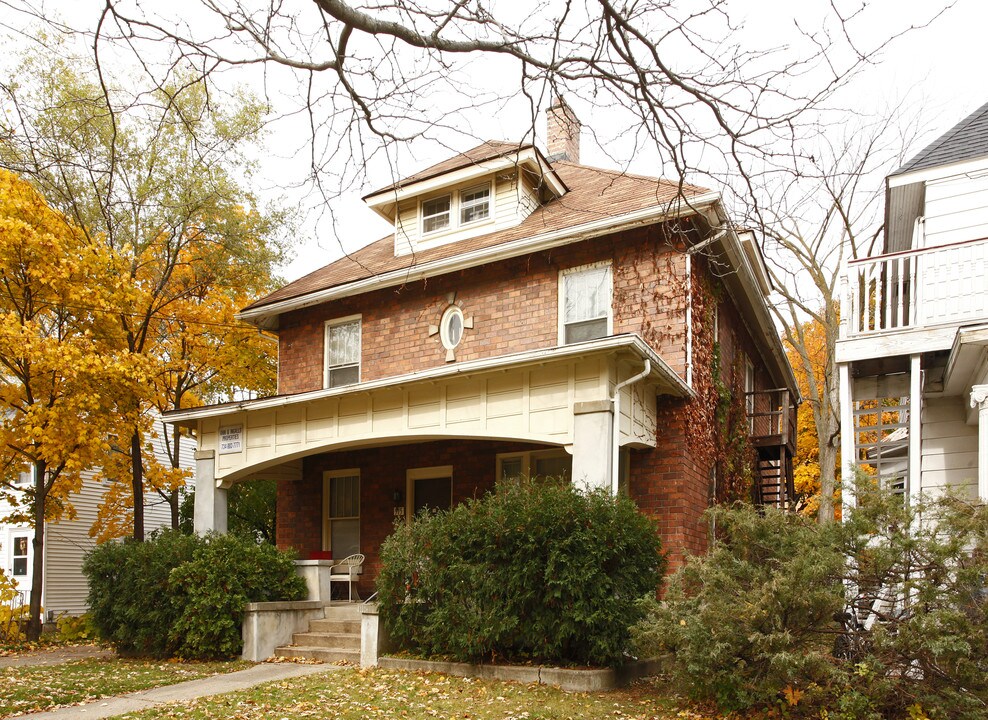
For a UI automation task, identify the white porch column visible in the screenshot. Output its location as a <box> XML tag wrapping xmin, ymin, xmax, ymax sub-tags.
<box><xmin>194</xmin><ymin>449</ymin><xmax>228</xmax><ymax>535</ymax></box>
<box><xmin>572</xmin><ymin>400</ymin><xmax>613</xmax><ymax>493</ymax></box>
<box><xmin>971</xmin><ymin>385</ymin><xmax>988</xmax><ymax>501</ymax></box>
<box><xmin>908</xmin><ymin>355</ymin><xmax>922</xmax><ymax>506</ymax></box>
<box><xmin>839</xmin><ymin>362</ymin><xmax>856</xmax><ymax>515</ymax></box>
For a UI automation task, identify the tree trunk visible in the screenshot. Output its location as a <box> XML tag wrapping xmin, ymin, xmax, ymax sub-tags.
<box><xmin>817</xmin><ymin>438</ymin><xmax>838</xmax><ymax>524</ymax></box>
<box><xmin>169</xmin><ymin>423</ymin><xmax>183</xmax><ymax>529</ymax></box>
<box><xmin>26</xmin><ymin>459</ymin><xmax>47</xmax><ymax>641</ymax></box>
<box><xmin>131</xmin><ymin>430</ymin><xmax>145</xmax><ymax>541</ymax></box>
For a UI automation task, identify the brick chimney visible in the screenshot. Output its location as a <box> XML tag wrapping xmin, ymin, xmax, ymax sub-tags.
<box><xmin>546</xmin><ymin>95</ymin><xmax>581</xmax><ymax>164</ymax></box>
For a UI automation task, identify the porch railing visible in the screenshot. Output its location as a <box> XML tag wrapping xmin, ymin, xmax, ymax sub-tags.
<box><xmin>746</xmin><ymin>388</ymin><xmax>796</xmax><ymax>453</ymax></box>
<box><xmin>842</xmin><ymin>236</ymin><xmax>988</xmax><ymax>337</ymax></box>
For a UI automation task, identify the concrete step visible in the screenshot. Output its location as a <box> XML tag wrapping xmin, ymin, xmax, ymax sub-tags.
<box><xmin>323</xmin><ymin>604</ymin><xmax>363</xmax><ymax>621</ymax></box>
<box><xmin>291</xmin><ymin>632</ymin><xmax>360</xmax><ymax>650</ymax></box>
<box><xmin>275</xmin><ymin>645</ymin><xmax>360</xmax><ymax>664</ymax></box>
<box><xmin>308</xmin><ymin>619</ymin><xmax>361</xmax><ymax>634</ymax></box>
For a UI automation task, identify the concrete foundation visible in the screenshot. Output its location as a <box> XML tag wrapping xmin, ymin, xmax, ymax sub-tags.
<box><xmin>293</xmin><ymin>560</ymin><xmax>337</xmax><ymax>601</ymax></box>
<box><xmin>241</xmin><ymin>600</ymin><xmax>331</xmax><ymax>662</ymax></box>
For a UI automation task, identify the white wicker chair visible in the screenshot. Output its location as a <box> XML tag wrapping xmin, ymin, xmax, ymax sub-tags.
<box><xmin>328</xmin><ymin>553</ymin><xmax>365</xmax><ymax>602</ymax></box>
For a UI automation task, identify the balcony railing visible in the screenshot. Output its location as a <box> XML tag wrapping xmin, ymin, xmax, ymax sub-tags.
<box><xmin>746</xmin><ymin>388</ymin><xmax>797</xmax><ymax>454</ymax></box>
<box><xmin>842</xmin><ymin>237</ymin><xmax>988</xmax><ymax>338</ymax></box>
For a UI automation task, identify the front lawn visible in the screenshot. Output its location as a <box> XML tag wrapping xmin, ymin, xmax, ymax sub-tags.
<box><xmin>0</xmin><ymin>657</ymin><xmax>249</xmax><ymax>717</ymax></box>
<box><xmin>121</xmin><ymin>667</ymin><xmax>701</xmax><ymax>720</ymax></box>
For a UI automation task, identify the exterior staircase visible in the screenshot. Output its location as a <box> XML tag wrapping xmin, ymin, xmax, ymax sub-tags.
<box><xmin>274</xmin><ymin>603</ymin><xmax>361</xmax><ymax>663</ymax></box>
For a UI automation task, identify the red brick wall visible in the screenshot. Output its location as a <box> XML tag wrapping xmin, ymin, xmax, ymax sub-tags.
<box><xmin>630</xmin><ymin>397</ymin><xmax>711</xmax><ymax>574</ymax></box>
<box><xmin>277</xmin><ymin>225</ymin><xmax>692</xmax><ymax>394</ymax></box>
<box><xmin>276</xmin><ymin>439</ymin><xmax>545</xmax><ymax>597</ymax></box>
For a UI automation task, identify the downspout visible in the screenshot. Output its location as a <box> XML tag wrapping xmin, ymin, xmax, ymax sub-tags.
<box><xmin>611</xmin><ymin>359</ymin><xmax>651</xmax><ymax>496</ymax></box>
<box><xmin>685</xmin><ymin>254</ymin><xmax>693</xmax><ymax>389</ymax></box>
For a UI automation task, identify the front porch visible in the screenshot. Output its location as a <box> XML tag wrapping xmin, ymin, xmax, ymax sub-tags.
<box><xmin>166</xmin><ymin>335</ymin><xmax>691</xmax><ymax>591</ymax></box>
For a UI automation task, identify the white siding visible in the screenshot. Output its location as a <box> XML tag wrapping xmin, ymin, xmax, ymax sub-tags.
<box><xmin>924</xmin><ymin>171</ymin><xmax>988</xmax><ymax>247</ymax></box>
<box><xmin>393</xmin><ymin>172</ymin><xmax>541</xmax><ymax>257</ymax></box>
<box><xmin>0</xmin><ymin>421</ymin><xmax>196</xmax><ymax>616</ymax></box>
<box><xmin>920</xmin><ymin>396</ymin><xmax>978</xmax><ymax>498</ymax></box>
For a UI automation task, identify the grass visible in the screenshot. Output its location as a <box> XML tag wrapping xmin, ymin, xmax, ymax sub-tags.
<box><xmin>0</xmin><ymin>657</ymin><xmax>250</xmax><ymax>718</ymax></box>
<box><xmin>117</xmin><ymin>666</ymin><xmax>708</xmax><ymax>720</ymax></box>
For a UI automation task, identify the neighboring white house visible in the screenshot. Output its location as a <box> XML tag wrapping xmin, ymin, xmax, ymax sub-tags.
<box><xmin>837</xmin><ymin>100</ymin><xmax>988</xmax><ymax>506</ymax></box>
<box><xmin>0</xmin><ymin>420</ymin><xmax>195</xmax><ymax>616</ymax></box>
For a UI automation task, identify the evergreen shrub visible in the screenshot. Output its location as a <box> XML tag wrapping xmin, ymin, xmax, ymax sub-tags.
<box><xmin>633</xmin><ymin>483</ymin><xmax>988</xmax><ymax>720</ymax></box>
<box><xmin>377</xmin><ymin>479</ymin><xmax>664</xmax><ymax>667</ymax></box>
<box><xmin>84</xmin><ymin>529</ymin><xmax>305</xmax><ymax>659</ymax></box>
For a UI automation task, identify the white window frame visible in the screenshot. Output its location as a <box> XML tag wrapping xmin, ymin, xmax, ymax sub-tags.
<box><xmin>405</xmin><ymin>465</ymin><xmax>453</xmax><ymax>522</ymax></box>
<box><xmin>324</xmin><ymin>315</ymin><xmax>361</xmax><ymax>389</ymax></box>
<box><xmin>496</xmin><ymin>449</ymin><xmax>572</xmax><ymax>481</ymax></box>
<box><xmin>419</xmin><ymin>180</ymin><xmax>494</xmax><ymax>238</ymax></box>
<box><xmin>12</xmin><ymin>534</ymin><xmax>28</xmax><ymax>577</ymax></box>
<box><xmin>558</xmin><ymin>261</ymin><xmax>613</xmax><ymax>345</ymax></box>
<box><xmin>322</xmin><ymin>469</ymin><xmax>360</xmax><ymax>555</ymax></box>
<box><xmin>421</xmin><ymin>193</ymin><xmax>452</xmax><ymax>235</ymax></box>
<box><xmin>459</xmin><ymin>184</ymin><xmax>491</xmax><ymax>226</ymax></box>
<box><xmin>439</xmin><ymin>305</ymin><xmax>465</xmax><ymax>351</ymax></box>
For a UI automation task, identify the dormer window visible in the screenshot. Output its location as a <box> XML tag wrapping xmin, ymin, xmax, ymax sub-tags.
<box><xmin>459</xmin><ymin>185</ymin><xmax>490</xmax><ymax>224</ymax></box>
<box><xmin>422</xmin><ymin>195</ymin><xmax>451</xmax><ymax>234</ymax></box>
<box><xmin>420</xmin><ymin>182</ymin><xmax>493</xmax><ymax>238</ymax></box>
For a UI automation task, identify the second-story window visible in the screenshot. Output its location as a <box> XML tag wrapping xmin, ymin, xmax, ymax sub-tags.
<box><xmin>325</xmin><ymin>316</ymin><xmax>361</xmax><ymax>388</ymax></box>
<box><xmin>560</xmin><ymin>263</ymin><xmax>612</xmax><ymax>344</ymax></box>
<box><xmin>459</xmin><ymin>185</ymin><xmax>490</xmax><ymax>224</ymax></box>
<box><xmin>422</xmin><ymin>195</ymin><xmax>451</xmax><ymax>234</ymax></box>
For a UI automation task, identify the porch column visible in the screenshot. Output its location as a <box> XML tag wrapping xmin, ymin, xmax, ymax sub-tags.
<box><xmin>572</xmin><ymin>400</ymin><xmax>613</xmax><ymax>493</ymax></box>
<box><xmin>194</xmin><ymin>450</ymin><xmax>228</xmax><ymax>535</ymax></box>
<box><xmin>838</xmin><ymin>362</ymin><xmax>857</xmax><ymax>515</ymax></box>
<box><xmin>971</xmin><ymin>385</ymin><xmax>988</xmax><ymax>501</ymax></box>
<box><xmin>908</xmin><ymin>355</ymin><xmax>922</xmax><ymax>507</ymax></box>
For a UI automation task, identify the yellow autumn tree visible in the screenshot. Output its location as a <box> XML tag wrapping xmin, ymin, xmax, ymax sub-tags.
<box><xmin>0</xmin><ymin>169</ymin><xmax>141</xmax><ymax>638</ymax></box>
<box><xmin>2</xmin><ymin>45</ymin><xmax>285</xmax><ymax>540</ymax></box>
<box><xmin>783</xmin><ymin>316</ymin><xmax>840</xmax><ymax>519</ymax></box>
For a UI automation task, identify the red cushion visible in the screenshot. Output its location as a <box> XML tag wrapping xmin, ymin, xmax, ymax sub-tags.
<box><xmin>308</xmin><ymin>550</ymin><xmax>333</xmax><ymax>560</ymax></box>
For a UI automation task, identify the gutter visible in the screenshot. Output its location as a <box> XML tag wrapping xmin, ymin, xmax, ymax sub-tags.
<box><xmin>239</xmin><ymin>191</ymin><xmax>723</xmax><ymax>328</ymax></box>
<box><xmin>163</xmin><ymin>334</ymin><xmax>693</xmax><ymax>426</ymax></box>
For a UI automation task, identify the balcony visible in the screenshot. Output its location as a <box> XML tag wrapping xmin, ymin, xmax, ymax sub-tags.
<box><xmin>837</xmin><ymin>237</ymin><xmax>988</xmax><ymax>362</ymax></box>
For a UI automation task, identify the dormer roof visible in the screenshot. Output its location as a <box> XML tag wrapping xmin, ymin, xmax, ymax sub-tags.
<box><xmin>242</xmin><ymin>158</ymin><xmax>713</xmax><ymax>329</ymax></box>
<box><xmin>362</xmin><ymin>140</ymin><xmax>567</xmax><ymax>223</ymax></box>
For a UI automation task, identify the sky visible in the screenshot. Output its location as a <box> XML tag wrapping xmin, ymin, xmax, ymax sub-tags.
<box><xmin>2</xmin><ymin>0</ymin><xmax>986</xmax><ymax>283</ymax></box>
<box><xmin>269</xmin><ymin>0</ymin><xmax>988</xmax><ymax>281</ymax></box>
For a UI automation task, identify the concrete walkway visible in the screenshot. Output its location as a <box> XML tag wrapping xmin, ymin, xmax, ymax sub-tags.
<box><xmin>13</xmin><ymin>661</ymin><xmax>339</xmax><ymax>719</ymax></box>
<box><xmin>0</xmin><ymin>645</ymin><xmax>114</xmax><ymax>669</ymax></box>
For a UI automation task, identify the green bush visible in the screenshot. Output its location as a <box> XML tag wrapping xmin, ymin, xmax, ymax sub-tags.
<box><xmin>55</xmin><ymin>613</ymin><xmax>97</xmax><ymax>643</ymax></box>
<box><xmin>84</xmin><ymin>529</ymin><xmax>305</xmax><ymax>659</ymax></box>
<box><xmin>84</xmin><ymin>529</ymin><xmax>198</xmax><ymax>656</ymax></box>
<box><xmin>633</xmin><ymin>483</ymin><xmax>988</xmax><ymax>720</ymax></box>
<box><xmin>377</xmin><ymin>479</ymin><xmax>664</xmax><ymax>667</ymax></box>
<box><xmin>168</xmin><ymin>533</ymin><xmax>307</xmax><ymax>659</ymax></box>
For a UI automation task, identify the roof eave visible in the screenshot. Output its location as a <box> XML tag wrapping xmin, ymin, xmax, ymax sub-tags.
<box><xmin>239</xmin><ymin>190</ymin><xmax>723</xmax><ymax>331</ymax></box>
<box><xmin>362</xmin><ymin>146</ymin><xmax>567</xmax><ymax>222</ymax></box>
<box><xmin>163</xmin><ymin>333</ymin><xmax>693</xmax><ymax>427</ymax></box>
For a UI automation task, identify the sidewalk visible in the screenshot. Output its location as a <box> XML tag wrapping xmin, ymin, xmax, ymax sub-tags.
<box><xmin>13</xmin><ymin>661</ymin><xmax>339</xmax><ymax>719</ymax></box>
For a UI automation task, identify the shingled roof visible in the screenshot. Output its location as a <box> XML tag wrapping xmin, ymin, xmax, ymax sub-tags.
<box><xmin>247</xmin><ymin>153</ymin><xmax>710</xmax><ymax>313</ymax></box>
<box><xmin>896</xmin><ymin>99</ymin><xmax>988</xmax><ymax>176</ymax></box>
<box><xmin>363</xmin><ymin>140</ymin><xmax>537</xmax><ymax>198</ymax></box>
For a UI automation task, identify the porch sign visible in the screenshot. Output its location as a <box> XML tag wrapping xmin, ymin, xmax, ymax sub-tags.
<box><xmin>219</xmin><ymin>425</ymin><xmax>244</xmax><ymax>454</ymax></box>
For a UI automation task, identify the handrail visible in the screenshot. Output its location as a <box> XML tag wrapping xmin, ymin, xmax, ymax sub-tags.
<box><xmin>847</xmin><ymin>235</ymin><xmax>988</xmax><ymax>265</ymax></box>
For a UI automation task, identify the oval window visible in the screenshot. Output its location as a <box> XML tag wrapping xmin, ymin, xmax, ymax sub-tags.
<box><xmin>440</xmin><ymin>305</ymin><xmax>464</xmax><ymax>350</ymax></box>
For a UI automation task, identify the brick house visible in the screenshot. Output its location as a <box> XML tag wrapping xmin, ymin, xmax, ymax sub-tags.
<box><xmin>166</xmin><ymin>99</ymin><xmax>799</xmax><ymax>595</ymax></box>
